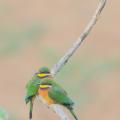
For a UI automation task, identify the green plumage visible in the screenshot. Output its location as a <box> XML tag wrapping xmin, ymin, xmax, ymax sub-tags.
<box><xmin>25</xmin><ymin>67</ymin><xmax>50</xmax><ymax>103</ymax></box>
<box><xmin>25</xmin><ymin>75</ymin><xmax>41</xmax><ymax>119</ymax></box>
<box><xmin>39</xmin><ymin>79</ymin><xmax>79</xmax><ymax>120</ymax></box>
<box><xmin>25</xmin><ymin>67</ymin><xmax>51</xmax><ymax>119</ymax></box>
<box><xmin>25</xmin><ymin>66</ymin><xmax>79</xmax><ymax>120</ymax></box>
<box><xmin>25</xmin><ymin>75</ymin><xmax>40</xmax><ymax>104</ymax></box>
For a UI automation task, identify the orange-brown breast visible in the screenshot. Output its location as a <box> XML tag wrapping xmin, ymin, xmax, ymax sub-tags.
<box><xmin>38</xmin><ymin>88</ymin><xmax>54</xmax><ymax>105</ymax></box>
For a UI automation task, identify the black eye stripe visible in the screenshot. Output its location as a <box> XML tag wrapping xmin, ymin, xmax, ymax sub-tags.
<box><xmin>42</xmin><ymin>83</ymin><xmax>52</xmax><ymax>86</ymax></box>
<box><xmin>40</xmin><ymin>72</ymin><xmax>50</xmax><ymax>74</ymax></box>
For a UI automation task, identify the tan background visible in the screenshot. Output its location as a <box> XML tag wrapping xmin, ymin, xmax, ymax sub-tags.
<box><xmin>0</xmin><ymin>0</ymin><xmax>120</xmax><ymax>120</ymax></box>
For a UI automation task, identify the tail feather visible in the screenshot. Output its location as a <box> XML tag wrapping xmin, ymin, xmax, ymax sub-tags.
<box><xmin>29</xmin><ymin>100</ymin><xmax>33</xmax><ymax>120</ymax></box>
<box><xmin>69</xmin><ymin>108</ymin><xmax>79</xmax><ymax>120</ymax></box>
<box><xmin>29</xmin><ymin>109</ymin><xmax>32</xmax><ymax>120</ymax></box>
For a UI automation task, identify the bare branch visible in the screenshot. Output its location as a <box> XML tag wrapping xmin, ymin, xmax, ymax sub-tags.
<box><xmin>51</xmin><ymin>105</ymin><xmax>69</xmax><ymax>120</ymax></box>
<box><xmin>51</xmin><ymin>0</ymin><xmax>107</xmax><ymax>76</ymax></box>
<box><xmin>38</xmin><ymin>0</ymin><xmax>107</xmax><ymax>120</ymax></box>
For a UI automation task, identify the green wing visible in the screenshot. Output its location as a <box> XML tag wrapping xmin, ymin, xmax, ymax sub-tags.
<box><xmin>48</xmin><ymin>85</ymin><xmax>74</xmax><ymax>107</ymax></box>
<box><xmin>25</xmin><ymin>75</ymin><xmax>41</xmax><ymax>103</ymax></box>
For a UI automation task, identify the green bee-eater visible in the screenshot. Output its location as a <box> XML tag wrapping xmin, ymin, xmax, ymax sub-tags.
<box><xmin>25</xmin><ymin>67</ymin><xmax>52</xmax><ymax>119</ymax></box>
<box><xmin>38</xmin><ymin>78</ymin><xmax>79</xmax><ymax>120</ymax></box>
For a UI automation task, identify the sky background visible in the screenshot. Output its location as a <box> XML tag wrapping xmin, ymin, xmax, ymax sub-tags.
<box><xmin>0</xmin><ymin>0</ymin><xmax>120</xmax><ymax>120</ymax></box>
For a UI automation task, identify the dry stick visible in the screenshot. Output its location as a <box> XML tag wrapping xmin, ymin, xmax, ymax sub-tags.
<box><xmin>39</xmin><ymin>0</ymin><xmax>107</xmax><ymax>120</ymax></box>
<box><xmin>51</xmin><ymin>0</ymin><xmax>107</xmax><ymax>76</ymax></box>
<box><xmin>51</xmin><ymin>105</ymin><xmax>69</xmax><ymax>120</ymax></box>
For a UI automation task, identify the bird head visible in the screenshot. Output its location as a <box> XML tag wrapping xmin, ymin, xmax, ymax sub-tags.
<box><xmin>36</xmin><ymin>66</ymin><xmax>52</xmax><ymax>78</ymax></box>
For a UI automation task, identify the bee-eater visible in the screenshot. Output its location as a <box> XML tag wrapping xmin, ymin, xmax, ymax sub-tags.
<box><xmin>38</xmin><ymin>78</ymin><xmax>79</xmax><ymax>120</ymax></box>
<box><xmin>25</xmin><ymin>67</ymin><xmax>52</xmax><ymax>120</ymax></box>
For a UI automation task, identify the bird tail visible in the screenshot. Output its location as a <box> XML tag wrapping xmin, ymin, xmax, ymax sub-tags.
<box><xmin>69</xmin><ymin>108</ymin><xmax>79</xmax><ymax>120</ymax></box>
<box><xmin>29</xmin><ymin>100</ymin><xmax>33</xmax><ymax>120</ymax></box>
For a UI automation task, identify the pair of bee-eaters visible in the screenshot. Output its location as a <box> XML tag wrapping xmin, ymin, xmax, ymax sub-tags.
<box><xmin>25</xmin><ymin>67</ymin><xmax>78</xmax><ymax>120</ymax></box>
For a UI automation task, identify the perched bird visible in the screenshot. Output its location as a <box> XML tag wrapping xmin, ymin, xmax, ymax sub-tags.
<box><xmin>25</xmin><ymin>67</ymin><xmax>52</xmax><ymax>120</ymax></box>
<box><xmin>38</xmin><ymin>78</ymin><xmax>79</xmax><ymax>120</ymax></box>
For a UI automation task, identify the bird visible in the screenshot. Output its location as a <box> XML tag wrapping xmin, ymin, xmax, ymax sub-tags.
<box><xmin>25</xmin><ymin>66</ymin><xmax>52</xmax><ymax>120</ymax></box>
<box><xmin>38</xmin><ymin>78</ymin><xmax>79</xmax><ymax>120</ymax></box>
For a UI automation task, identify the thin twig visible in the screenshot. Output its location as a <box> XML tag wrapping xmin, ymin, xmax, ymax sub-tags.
<box><xmin>51</xmin><ymin>105</ymin><xmax>69</xmax><ymax>120</ymax></box>
<box><xmin>39</xmin><ymin>0</ymin><xmax>107</xmax><ymax>120</ymax></box>
<box><xmin>51</xmin><ymin>0</ymin><xmax>107</xmax><ymax>76</ymax></box>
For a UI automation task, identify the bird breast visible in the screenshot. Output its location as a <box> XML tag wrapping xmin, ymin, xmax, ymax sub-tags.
<box><xmin>38</xmin><ymin>88</ymin><xmax>54</xmax><ymax>105</ymax></box>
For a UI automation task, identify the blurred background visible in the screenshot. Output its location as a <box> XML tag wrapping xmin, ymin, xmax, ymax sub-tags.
<box><xmin>0</xmin><ymin>0</ymin><xmax>120</xmax><ymax>120</ymax></box>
